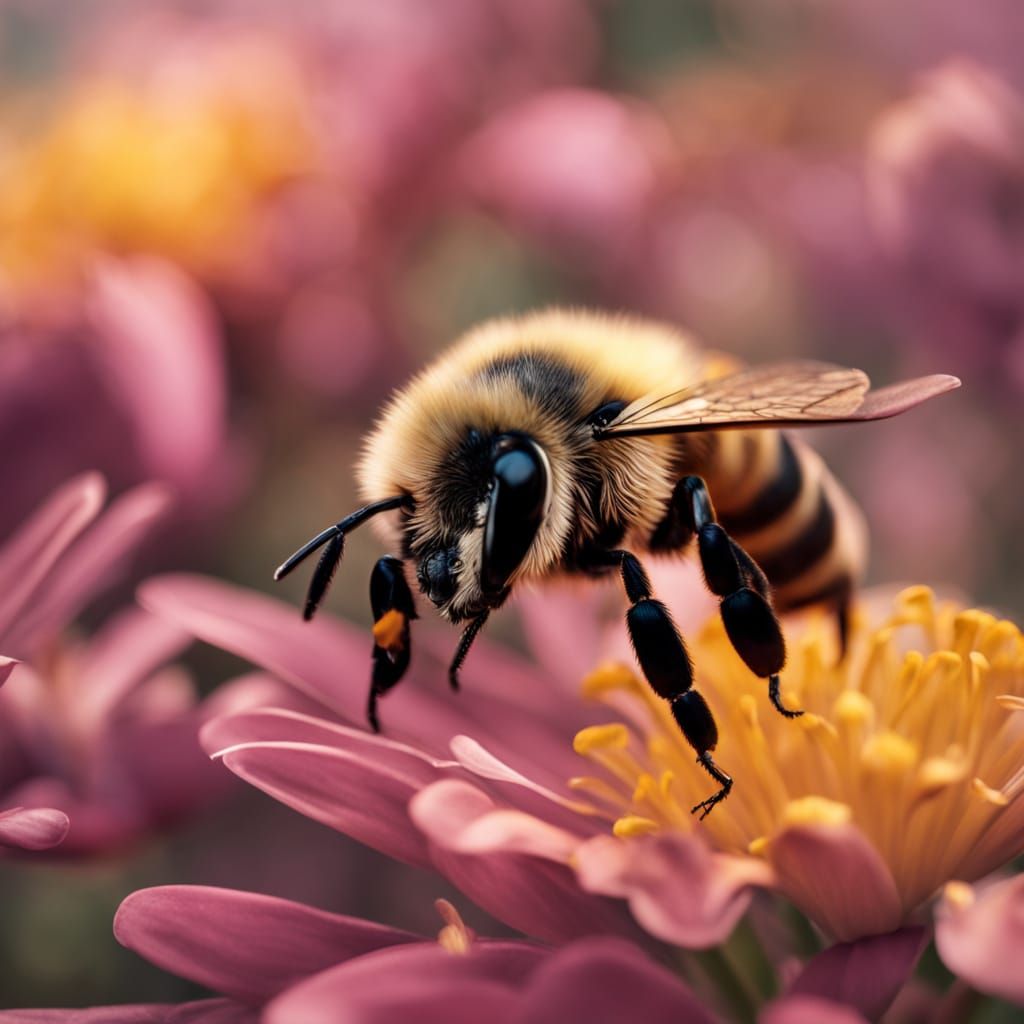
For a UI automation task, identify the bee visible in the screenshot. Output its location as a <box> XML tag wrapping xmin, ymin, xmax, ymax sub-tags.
<box><xmin>276</xmin><ymin>310</ymin><xmax>959</xmax><ymax>817</ymax></box>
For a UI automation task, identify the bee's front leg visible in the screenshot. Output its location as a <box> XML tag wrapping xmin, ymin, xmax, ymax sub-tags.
<box><xmin>580</xmin><ymin>547</ymin><xmax>733</xmax><ymax>820</ymax></box>
<box><xmin>367</xmin><ymin>557</ymin><xmax>418</xmax><ymax>732</ymax></box>
<box><xmin>670</xmin><ymin>476</ymin><xmax>800</xmax><ymax>719</ymax></box>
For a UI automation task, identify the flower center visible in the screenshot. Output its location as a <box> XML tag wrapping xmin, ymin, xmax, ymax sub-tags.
<box><xmin>571</xmin><ymin>586</ymin><xmax>1024</xmax><ymax>914</ymax></box>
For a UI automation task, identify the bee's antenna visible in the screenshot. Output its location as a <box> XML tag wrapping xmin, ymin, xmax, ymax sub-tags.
<box><xmin>273</xmin><ymin>495</ymin><xmax>408</xmax><ymax>583</ymax></box>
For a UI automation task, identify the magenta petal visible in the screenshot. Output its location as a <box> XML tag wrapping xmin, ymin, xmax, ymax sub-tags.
<box><xmin>0</xmin><ymin>807</ymin><xmax>70</xmax><ymax>850</ymax></box>
<box><xmin>760</xmin><ymin>994</ymin><xmax>869</xmax><ymax>1024</ymax></box>
<box><xmin>114</xmin><ymin>886</ymin><xmax>419</xmax><ymax>1005</ymax></box>
<box><xmin>770</xmin><ymin>823</ymin><xmax>904</xmax><ymax>941</ymax></box>
<box><xmin>0</xmin><ymin>1000</ymin><xmax>255</xmax><ymax>1023</ymax></box>
<box><xmin>218</xmin><ymin>739</ymin><xmax>438</xmax><ymax>867</ymax></box>
<box><xmin>574</xmin><ymin>832</ymin><xmax>772</xmax><ymax>948</ymax></box>
<box><xmin>265</xmin><ymin>942</ymin><xmax>543</xmax><ymax>1024</ymax></box>
<box><xmin>935</xmin><ymin>876</ymin><xmax>1024</xmax><ymax>1005</ymax></box>
<box><xmin>0</xmin><ymin>473</ymin><xmax>104</xmax><ymax>645</ymax></box>
<box><xmin>786</xmin><ymin>927</ymin><xmax>927</xmax><ymax>1020</ymax></box>
<box><xmin>411</xmin><ymin>781</ymin><xmax>640</xmax><ymax>944</ymax></box>
<box><xmin>516</xmin><ymin>937</ymin><xmax>717</xmax><ymax>1024</ymax></box>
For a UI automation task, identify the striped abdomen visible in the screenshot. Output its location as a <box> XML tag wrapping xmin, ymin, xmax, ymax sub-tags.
<box><xmin>702</xmin><ymin>431</ymin><xmax>867</xmax><ymax>613</ymax></box>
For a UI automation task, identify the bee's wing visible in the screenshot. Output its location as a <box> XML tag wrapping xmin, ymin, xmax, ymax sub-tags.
<box><xmin>595</xmin><ymin>361</ymin><xmax>960</xmax><ymax>438</ymax></box>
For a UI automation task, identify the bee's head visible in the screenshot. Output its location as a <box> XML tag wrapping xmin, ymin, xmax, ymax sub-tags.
<box><xmin>412</xmin><ymin>432</ymin><xmax>551</xmax><ymax>622</ymax></box>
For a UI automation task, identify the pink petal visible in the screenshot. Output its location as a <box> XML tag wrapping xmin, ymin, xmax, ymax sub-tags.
<box><xmin>0</xmin><ymin>473</ymin><xmax>105</xmax><ymax>645</ymax></box>
<box><xmin>264</xmin><ymin>942</ymin><xmax>544</xmax><ymax>1024</ymax></box>
<box><xmin>760</xmin><ymin>995</ymin><xmax>870</xmax><ymax>1024</ymax></box>
<box><xmin>114</xmin><ymin>886</ymin><xmax>419</xmax><ymax>1005</ymax></box>
<box><xmin>218</xmin><ymin>739</ymin><xmax>437</xmax><ymax>867</ymax></box>
<box><xmin>935</xmin><ymin>876</ymin><xmax>1024</xmax><ymax>1005</ymax></box>
<box><xmin>5</xmin><ymin>482</ymin><xmax>172</xmax><ymax>656</ymax></box>
<box><xmin>786</xmin><ymin>927</ymin><xmax>927</xmax><ymax>1020</ymax></box>
<box><xmin>86</xmin><ymin>257</ymin><xmax>227</xmax><ymax>494</ymax></box>
<box><xmin>0</xmin><ymin>1000</ymin><xmax>255</xmax><ymax>1023</ymax></box>
<box><xmin>411</xmin><ymin>781</ymin><xmax>641</xmax><ymax>944</ymax></box>
<box><xmin>0</xmin><ymin>806</ymin><xmax>70</xmax><ymax>851</ymax></box>
<box><xmin>770</xmin><ymin>823</ymin><xmax>904</xmax><ymax>941</ymax></box>
<box><xmin>574</xmin><ymin>832</ymin><xmax>773</xmax><ymax>948</ymax></box>
<box><xmin>516</xmin><ymin>937</ymin><xmax>717</xmax><ymax>1023</ymax></box>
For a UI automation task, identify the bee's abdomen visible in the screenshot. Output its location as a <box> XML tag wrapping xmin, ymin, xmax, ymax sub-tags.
<box><xmin>708</xmin><ymin>432</ymin><xmax>867</xmax><ymax>612</ymax></box>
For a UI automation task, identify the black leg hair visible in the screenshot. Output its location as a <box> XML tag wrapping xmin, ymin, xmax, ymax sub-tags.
<box><xmin>666</xmin><ymin>477</ymin><xmax>801</xmax><ymax>720</ymax></box>
<box><xmin>581</xmin><ymin>547</ymin><xmax>732</xmax><ymax>819</ymax></box>
<box><xmin>366</xmin><ymin>556</ymin><xmax>417</xmax><ymax>732</ymax></box>
<box><xmin>448</xmin><ymin>611</ymin><xmax>489</xmax><ymax>692</ymax></box>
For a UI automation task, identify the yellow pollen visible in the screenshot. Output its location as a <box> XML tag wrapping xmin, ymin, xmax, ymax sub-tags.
<box><xmin>894</xmin><ymin>585</ymin><xmax>936</xmax><ymax>624</ymax></box>
<box><xmin>573</xmin><ymin>723</ymin><xmax>630</xmax><ymax>755</ymax></box>
<box><xmin>943</xmin><ymin>880</ymin><xmax>976</xmax><ymax>912</ymax></box>
<box><xmin>613</xmin><ymin>815</ymin><xmax>660</xmax><ymax>838</ymax></box>
<box><xmin>748</xmin><ymin>836</ymin><xmax>768</xmax><ymax>857</ymax></box>
<box><xmin>862</xmin><ymin>732</ymin><xmax>918</xmax><ymax>774</ymax></box>
<box><xmin>917</xmin><ymin>755</ymin><xmax>968</xmax><ymax>793</ymax></box>
<box><xmin>581</xmin><ymin>662</ymin><xmax>640</xmax><ymax>698</ymax></box>
<box><xmin>921</xmin><ymin>651</ymin><xmax>963</xmax><ymax>686</ymax></box>
<box><xmin>781</xmin><ymin>796</ymin><xmax>853</xmax><ymax>828</ymax></box>
<box><xmin>972</xmin><ymin>778</ymin><xmax>1009</xmax><ymax>807</ymax></box>
<box><xmin>372</xmin><ymin>610</ymin><xmax>406</xmax><ymax>652</ymax></box>
<box><xmin>435</xmin><ymin>899</ymin><xmax>474</xmax><ymax>955</ymax></box>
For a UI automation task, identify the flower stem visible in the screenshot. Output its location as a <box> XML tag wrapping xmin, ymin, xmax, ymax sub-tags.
<box><xmin>691</xmin><ymin>943</ymin><xmax>761</xmax><ymax>1024</ymax></box>
<box><xmin>725</xmin><ymin>916</ymin><xmax>778</xmax><ymax>1002</ymax></box>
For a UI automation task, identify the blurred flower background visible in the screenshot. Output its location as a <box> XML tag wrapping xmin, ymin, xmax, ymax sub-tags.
<box><xmin>0</xmin><ymin>0</ymin><xmax>1022</xmax><ymax>1019</ymax></box>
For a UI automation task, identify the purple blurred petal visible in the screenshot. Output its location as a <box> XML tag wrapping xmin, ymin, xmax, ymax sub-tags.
<box><xmin>517</xmin><ymin>937</ymin><xmax>716</xmax><ymax>1024</ymax></box>
<box><xmin>770</xmin><ymin>823</ymin><xmax>904</xmax><ymax>941</ymax></box>
<box><xmin>760</xmin><ymin>995</ymin><xmax>869</xmax><ymax>1024</ymax></box>
<box><xmin>86</xmin><ymin>258</ymin><xmax>227</xmax><ymax>495</ymax></box>
<box><xmin>114</xmin><ymin>886</ymin><xmax>419</xmax><ymax>1005</ymax></box>
<box><xmin>0</xmin><ymin>806</ymin><xmax>70</xmax><ymax>850</ymax></box>
<box><xmin>5</xmin><ymin>483</ymin><xmax>172</xmax><ymax>656</ymax></box>
<box><xmin>786</xmin><ymin>927</ymin><xmax>927</xmax><ymax>1019</ymax></box>
<box><xmin>935</xmin><ymin>876</ymin><xmax>1024</xmax><ymax>1005</ymax></box>
<box><xmin>574</xmin><ymin>832</ymin><xmax>772</xmax><ymax>949</ymax></box>
<box><xmin>411</xmin><ymin>781</ymin><xmax>641</xmax><ymax>944</ymax></box>
<box><xmin>264</xmin><ymin>942</ymin><xmax>544</xmax><ymax>1024</ymax></box>
<box><xmin>0</xmin><ymin>473</ymin><xmax>105</xmax><ymax>645</ymax></box>
<box><xmin>218</xmin><ymin>739</ymin><xmax>437</xmax><ymax>867</ymax></box>
<box><xmin>0</xmin><ymin>1001</ymin><xmax>255</xmax><ymax>1024</ymax></box>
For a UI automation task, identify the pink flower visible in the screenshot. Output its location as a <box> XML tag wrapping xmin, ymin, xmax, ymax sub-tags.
<box><xmin>0</xmin><ymin>474</ymin><xmax>242</xmax><ymax>854</ymax></box>
<box><xmin>137</xmin><ymin>569</ymin><xmax>998</xmax><ymax>1019</ymax></box>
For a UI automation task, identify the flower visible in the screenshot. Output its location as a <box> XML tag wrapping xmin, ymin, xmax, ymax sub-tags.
<box><xmin>0</xmin><ymin>474</ymin><xmax>243</xmax><ymax>854</ymax></box>
<box><xmin>0</xmin><ymin>883</ymin><xmax>867</xmax><ymax>1024</ymax></box>
<box><xmin>135</xmin><ymin>565</ymin><xmax>1023</xmax><ymax>1018</ymax></box>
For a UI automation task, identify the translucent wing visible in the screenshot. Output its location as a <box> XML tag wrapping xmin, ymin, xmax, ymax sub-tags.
<box><xmin>594</xmin><ymin>361</ymin><xmax>960</xmax><ymax>438</ymax></box>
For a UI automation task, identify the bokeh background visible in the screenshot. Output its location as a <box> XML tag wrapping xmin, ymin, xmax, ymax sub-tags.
<box><xmin>1</xmin><ymin>0</ymin><xmax>1021</xmax><ymax>1007</ymax></box>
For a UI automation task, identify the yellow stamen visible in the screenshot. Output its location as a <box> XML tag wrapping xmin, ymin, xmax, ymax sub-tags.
<box><xmin>972</xmin><ymin>778</ymin><xmax>1009</xmax><ymax>807</ymax></box>
<box><xmin>781</xmin><ymin>796</ymin><xmax>853</xmax><ymax>828</ymax></box>
<box><xmin>435</xmin><ymin>899</ymin><xmax>474</xmax><ymax>955</ymax></box>
<box><xmin>613</xmin><ymin>815</ymin><xmax>660</xmax><ymax>838</ymax></box>
<box><xmin>581</xmin><ymin>663</ymin><xmax>641</xmax><ymax>698</ymax></box>
<box><xmin>573</xmin><ymin>723</ymin><xmax>630</xmax><ymax>755</ymax></box>
<box><xmin>862</xmin><ymin>732</ymin><xmax>918</xmax><ymax>774</ymax></box>
<box><xmin>372</xmin><ymin>610</ymin><xmax>406</xmax><ymax>652</ymax></box>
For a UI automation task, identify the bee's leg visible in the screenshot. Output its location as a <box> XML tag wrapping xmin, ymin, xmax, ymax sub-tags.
<box><xmin>581</xmin><ymin>547</ymin><xmax>732</xmax><ymax>819</ymax></box>
<box><xmin>448</xmin><ymin>611</ymin><xmax>489</xmax><ymax>692</ymax></box>
<box><xmin>367</xmin><ymin>557</ymin><xmax>417</xmax><ymax>732</ymax></box>
<box><xmin>671</xmin><ymin>476</ymin><xmax>799</xmax><ymax>719</ymax></box>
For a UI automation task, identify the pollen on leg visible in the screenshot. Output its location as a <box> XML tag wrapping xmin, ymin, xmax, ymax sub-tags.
<box><xmin>372</xmin><ymin>609</ymin><xmax>406</xmax><ymax>652</ymax></box>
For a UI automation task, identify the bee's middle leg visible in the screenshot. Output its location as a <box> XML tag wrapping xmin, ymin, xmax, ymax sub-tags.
<box><xmin>581</xmin><ymin>547</ymin><xmax>733</xmax><ymax>819</ymax></box>
<box><xmin>654</xmin><ymin>476</ymin><xmax>800</xmax><ymax>719</ymax></box>
<box><xmin>367</xmin><ymin>556</ymin><xmax>418</xmax><ymax>732</ymax></box>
